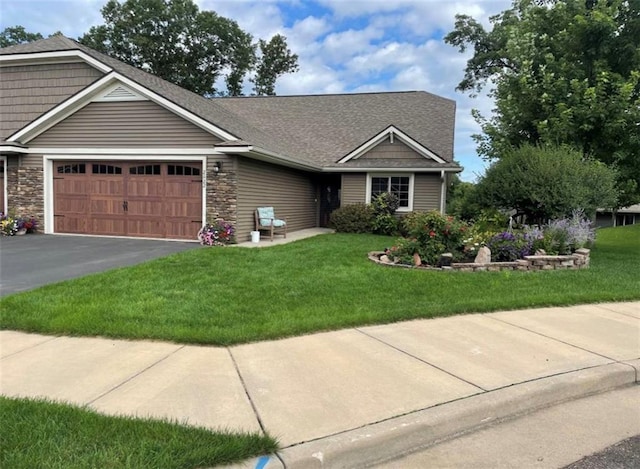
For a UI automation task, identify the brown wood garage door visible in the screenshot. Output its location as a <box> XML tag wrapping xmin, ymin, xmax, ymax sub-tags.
<box><xmin>53</xmin><ymin>161</ymin><xmax>202</xmax><ymax>239</ymax></box>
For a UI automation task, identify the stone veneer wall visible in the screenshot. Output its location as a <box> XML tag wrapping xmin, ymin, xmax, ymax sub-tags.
<box><xmin>206</xmin><ymin>165</ymin><xmax>237</xmax><ymax>225</ymax></box>
<box><xmin>369</xmin><ymin>248</ymin><xmax>591</xmax><ymax>272</ymax></box>
<box><xmin>7</xmin><ymin>165</ymin><xmax>44</xmax><ymax>228</ymax></box>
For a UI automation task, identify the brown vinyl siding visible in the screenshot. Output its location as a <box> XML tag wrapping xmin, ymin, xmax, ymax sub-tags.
<box><xmin>30</xmin><ymin>101</ymin><xmax>222</xmax><ymax>147</ymax></box>
<box><xmin>413</xmin><ymin>173</ymin><xmax>441</xmax><ymax>211</ymax></box>
<box><xmin>21</xmin><ymin>154</ymin><xmax>43</xmax><ymax>167</ymax></box>
<box><xmin>359</xmin><ymin>139</ymin><xmax>424</xmax><ymax>161</ymax></box>
<box><xmin>0</xmin><ymin>62</ymin><xmax>103</xmax><ymax>140</ymax></box>
<box><xmin>340</xmin><ymin>173</ymin><xmax>366</xmax><ymax>206</ymax></box>
<box><xmin>236</xmin><ymin>158</ymin><xmax>317</xmax><ymax>241</ymax></box>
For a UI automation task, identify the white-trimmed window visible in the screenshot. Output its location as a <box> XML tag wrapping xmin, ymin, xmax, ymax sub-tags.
<box><xmin>366</xmin><ymin>174</ymin><xmax>414</xmax><ymax>212</ymax></box>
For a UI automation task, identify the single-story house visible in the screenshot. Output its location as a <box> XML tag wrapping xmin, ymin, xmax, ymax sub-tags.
<box><xmin>595</xmin><ymin>204</ymin><xmax>640</xmax><ymax>228</ymax></box>
<box><xmin>0</xmin><ymin>35</ymin><xmax>461</xmax><ymax>241</ymax></box>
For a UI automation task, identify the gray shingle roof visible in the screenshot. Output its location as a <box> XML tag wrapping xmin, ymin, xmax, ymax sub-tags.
<box><xmin>1</xmin><ymin>36</ymin><xmax>459</xmax><ymax>169</ymax></box>
<box><xmin>213</xmin><ymin>92</ymin><xmax>456</xmax><ymax>165</ymax></box>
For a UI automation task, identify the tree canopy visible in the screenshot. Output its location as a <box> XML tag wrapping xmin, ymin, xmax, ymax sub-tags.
<box><xmin>79</xmin><ymin>0</ymin><xmax>298</xmax><ymax>96</ymax></box>
<box><xmin>0</xmin><ymin>26</ymin><xmax>43</xmax><ymax>48</ymax></box>
<box><xmin>475</xmin><ymin>144</ymin><xmax>618</xmax><ymax>224</ymax></box>
<box><xmin>446</xmin><ymin>0</ymin><xmax>640</xmax><ymax>206</ymax></box>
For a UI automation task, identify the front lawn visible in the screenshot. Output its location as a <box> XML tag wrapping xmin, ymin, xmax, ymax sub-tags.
<box><xmin>1</xmin><ymin>225</ymin><xmax>638</xmax><ymax>345</ymax></box>
<box><xmin>0</xmin><ymin>397</ymin><xmax>277</xmax><ymax>469</ymax></box>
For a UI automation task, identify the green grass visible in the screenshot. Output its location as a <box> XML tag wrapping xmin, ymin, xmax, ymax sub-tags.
<box><xmin>1</xmin><ymin>225</ymin><xmax>638</xmax><ymax>345</ymax></box>
<box><xmin>0</xmin><ymin>396</ymin><xmax>277</xmax><ymax>469</ymax></box>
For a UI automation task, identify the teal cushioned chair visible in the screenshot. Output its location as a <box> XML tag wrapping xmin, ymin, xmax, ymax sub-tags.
<box><xmin>255</xmin><ymin>207</ymin><xmax>287</xmax><ymax>241</ymax></box>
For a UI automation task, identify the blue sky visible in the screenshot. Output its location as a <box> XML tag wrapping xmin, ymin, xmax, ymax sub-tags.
<box><xmin>1</xmin><ymin>0</ymin><xmax>512</xmax><ymax>180</ymax></box>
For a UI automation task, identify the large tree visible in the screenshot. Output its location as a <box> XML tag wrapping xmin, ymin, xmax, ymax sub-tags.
<box><xmin>80</xmin><ymin>0</ymin><xmax>298</xmax><ymax>96</ymax></box>
<box><xmin>0</xmin><ymin>26</ymin><xmax>43</xmax><ymax>47</ymax></box>
<box><xmin>446</xmin><ymin>0</ymin><xmax>640</xmax><ymax>206</ymax></box>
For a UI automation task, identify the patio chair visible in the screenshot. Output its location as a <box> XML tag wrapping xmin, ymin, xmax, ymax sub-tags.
<box><xmin>255</xmin><ymin>207</ymin><xmax>287</xmax><ymax>241</ymax></box>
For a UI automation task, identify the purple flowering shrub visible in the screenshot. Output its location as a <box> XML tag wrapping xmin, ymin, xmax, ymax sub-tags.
<box><xmin>198</xmin><ymin>220</ymin><xmax>235</xmax><ymax>246</ymax></box>
<box><xmin>540</xmin><ymin>210</ymin><xmax>595</xmax><ymax>254</ymax></box>
<box><xmin>486</xmin><ymin>231</ymin><xmax>532</xmax><ymax>261</ymax></box>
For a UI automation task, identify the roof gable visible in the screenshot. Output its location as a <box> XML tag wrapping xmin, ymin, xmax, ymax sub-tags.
<box><xmin>1</xmin><ymin>36</ymin><xmax>460</xmax><ymax>171</ymax></box>
<box><xmin>7</xmin><ymin>72</ymin><xmax>238</xmax><ymax>144</ymax></box>
<box><xmin>337</xmin><ymin>126</ymin><xmax>446</xmax><ymax>164</ymax></box>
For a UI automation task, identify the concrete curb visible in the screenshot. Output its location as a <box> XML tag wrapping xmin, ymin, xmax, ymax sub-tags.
<box><xmin>228</xmin><ymin>362</ymin><xmax>637</xmax><ymax>469</ymax></box>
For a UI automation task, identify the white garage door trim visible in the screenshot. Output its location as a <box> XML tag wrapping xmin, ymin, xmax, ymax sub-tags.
<box><xmin>44</xmin><ymin>153</ymin><xmax>209</xmax><ymax>240</ymax></box>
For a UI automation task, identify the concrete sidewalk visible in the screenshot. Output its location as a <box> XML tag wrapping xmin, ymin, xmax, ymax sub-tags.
<box><xmin>1</xmin><ymin>302</ymin><xmax>638</xmax><ymax>468</ymax></box>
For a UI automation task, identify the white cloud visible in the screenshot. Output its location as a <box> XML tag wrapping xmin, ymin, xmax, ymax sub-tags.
<box><xmin>0</xmin><ymin>0</ymin><xmax>514</xmax><ymax>180</ymax></box>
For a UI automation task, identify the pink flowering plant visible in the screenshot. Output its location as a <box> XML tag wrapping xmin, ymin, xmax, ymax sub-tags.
<box><xmin>16</xmin><ymin>216</ymin><xmax>39</xmax><ymax>233</ymax></box>
<box><xmin>198</xmin><ymin>220</ymin><xmax>236</xmax><ymax>246</ymax></box>
<box><xmin>392</xmin><ymin>210</ymin><xmax>469</xmax><ymax>265</ymax></box>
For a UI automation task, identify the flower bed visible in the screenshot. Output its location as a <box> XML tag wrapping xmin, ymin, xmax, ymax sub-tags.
<box><xmin>369</xmin><ymin>248</ymin><xmax>591</xmax><ymax>272</ymax></box>
<box><xmin>369</xmin><ymin>208</ymin><xmax>595</xmax><ymax>272</ymax></box>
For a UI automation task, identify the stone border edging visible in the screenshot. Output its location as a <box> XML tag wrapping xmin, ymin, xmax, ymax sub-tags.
<box><xmin>368</xmin><ymin>248</ymin><xmax>590</xmax><ymax>272</ymax></box>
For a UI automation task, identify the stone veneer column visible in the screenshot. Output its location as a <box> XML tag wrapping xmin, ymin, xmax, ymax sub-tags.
<box><xmin>7</xmin><ymin>165</ymin><xmax>44</xmax><ymax>228</ymax></box>
<box><xmin>206</xmin><ymin>166</ymin><xmax>237</xmax><ymax>225</ymax></box>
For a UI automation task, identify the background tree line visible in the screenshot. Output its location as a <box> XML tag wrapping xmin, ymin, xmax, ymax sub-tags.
<box><xmin>0</xmin><ymin>0</ymin><xmax>299</xmax><ymax>96</ymax></box>
<box><xmin>446</xmin><ymin>0</ymin><xmax>639</xmax><ymax>222</ymax></box>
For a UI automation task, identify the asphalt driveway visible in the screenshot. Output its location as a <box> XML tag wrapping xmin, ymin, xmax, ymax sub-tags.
<box><xmin>0</xmin><ymin>235</ymin><xmax>200</xmax><ymax>296</ymax></box>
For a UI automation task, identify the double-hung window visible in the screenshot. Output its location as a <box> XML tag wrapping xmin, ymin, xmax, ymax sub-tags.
<box><xmin>367</xmin><ymin>174</ymin><xmax>413</xmax><ymax>211</ymax></box>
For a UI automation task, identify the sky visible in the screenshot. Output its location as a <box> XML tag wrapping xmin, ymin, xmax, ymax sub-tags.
<box><xmin>0</xmin><ymin>0</ymin><xmax>513</xmax><ymax>181</ymax></box>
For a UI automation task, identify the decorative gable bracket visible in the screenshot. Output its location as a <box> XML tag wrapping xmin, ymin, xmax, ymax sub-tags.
<box><xmin>337</xmin><ymin>125</ymin><xmax>446</xmax><ymax>164</ymax></box>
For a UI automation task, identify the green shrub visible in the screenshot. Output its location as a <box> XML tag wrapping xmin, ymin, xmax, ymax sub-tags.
<box><xmin>371</xmin><ymin>192</ymin><xmax>400</xmax><ymax>235</ymax></box>
<box><xmin>486</xmin><ymin>232</ymin><xmax>532</xmax><ymax>261</ymax></box>
<box><xmin>388</xmin><ymin>237</ymin><xmax>421</xmax><ymax>265</ymax></box>
<box><xmin>399</xmin><ymin>210</ymin><xmax>469</xmax><ymax>265</ymax></box>
<box><xmin>329</xmin><ymin>203</ymin><xmax>374</xmax><ymax>233</ymax></box>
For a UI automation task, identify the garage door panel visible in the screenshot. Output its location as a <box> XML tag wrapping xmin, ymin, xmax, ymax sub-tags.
<box><xmin>127</xmin><ymin>219</ymin><xmax>165</xmax><ymax>238</ymax></box>
<box><xmin>127</xmin><ymin>200</ymin><xmax>164</xmax><ymax>217</ymax></box>
<box><xmin>90</xmin><ymin>217</ymin><xmax>127</xmax><ymax>236</ymax></box>
<box><xmin>127</xmin><ymin>179</ymin><xmax>164</xmax><ymax>197</ymax></box>
<box><xmin>89</xmin><ymin>179</ymin><xmax>124</xmax><ymax>197</ymax></box>
<box><xmin>165</xmin><ymin>180</ymin><xmax>202</xmax><ymax>198</ymax></box>
<box><xmin>166</xmin><ymin>220</ymin><xmax>201</xmax><ymax>239</ymax></box>
<box><xmin>55</xmin><ymin>215</ymin><xmax>88</xmax><ymax>234</ymax></box>
<box><xmin>53</xmin><ymin>161</ymin><xmax>202</xmax><ymax>240</ymax></box>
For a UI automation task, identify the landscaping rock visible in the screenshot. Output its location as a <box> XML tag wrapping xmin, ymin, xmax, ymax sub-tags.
<box><xmin>413</xmin><ymin>253</ymin><xmax>422</xmax><ymax>266</ymax></box>
<box><xmin>380</xmin><ymin>255</ymin><xmax>391</xmax><ymax>264</ymax></box>
<box><xmin>438</xmin><ymin>253</ymin><xmax>453</xmax><ymax>267</ymax></box>
<box><xmin>474</xmin><ymin>246</ymin><xmax>491</xmax><ymax>264</ymax></box>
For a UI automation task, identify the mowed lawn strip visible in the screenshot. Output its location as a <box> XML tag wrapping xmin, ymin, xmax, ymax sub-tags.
<box><xmin>1</xmin><ymin>225</ymin><xmax>638</xmax><ymax>345</ymax></box>
<box><xmin>0</xmin><ymin>396</ymin><xmax>278</xmax><ymax>469</ymax></box>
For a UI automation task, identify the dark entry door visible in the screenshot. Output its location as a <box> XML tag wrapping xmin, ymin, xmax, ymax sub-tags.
<box><xmin>319</xmin><ymin>176</ymin><xmax>341</xmax><ymax>227</ymax></box>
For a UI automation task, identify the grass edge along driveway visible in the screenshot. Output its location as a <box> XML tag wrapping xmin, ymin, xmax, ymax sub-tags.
<box><xmin>1</xmin><ymin>224</ymin><xmax>638</xmax><ymax>346</ymax></box>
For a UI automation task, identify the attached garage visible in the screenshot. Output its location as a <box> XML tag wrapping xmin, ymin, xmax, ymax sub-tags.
<box><xmin>53</xmin><ymin>160</ymin><xmax>203</xmax><ymax>240</ymax></box>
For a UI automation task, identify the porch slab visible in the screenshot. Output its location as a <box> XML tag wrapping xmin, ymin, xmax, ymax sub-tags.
<box><xmin>91</xmin><ymin>345</ymin><xmax>261</xmax><ymax>434</ymax></box>
<box><xmin>360</xmin><ymin>314</ymin><xmax>611</xmax><ymax>391</ymax></box>
<box><xmin>487</xmin><ymin>305</ymin><xmax>640</xmax><ymax>361</ymax></box>
<box><xmin>230</xmin><ymin>329</ymin><xmax>480</xmax><ymax>447</ymax></box>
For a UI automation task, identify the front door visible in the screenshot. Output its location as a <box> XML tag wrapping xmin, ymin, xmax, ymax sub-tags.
<box><xmin>319</xmin><ymin>176</ymin><xmax>341</xmax><ymax>227</ymax></box>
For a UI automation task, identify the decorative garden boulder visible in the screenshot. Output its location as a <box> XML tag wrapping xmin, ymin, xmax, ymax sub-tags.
<box><xmin>474</xmin><ymin>246</ymin><xmax>491</xmax><ymax>264</ymax></box>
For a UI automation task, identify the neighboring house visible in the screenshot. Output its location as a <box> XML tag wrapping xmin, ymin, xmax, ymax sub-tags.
<box><xmin>596</xmin><ymin>204</ymin><xmax>640</xmax><ymax>228</ymax></box>
<box><xmin>0</xmin><ymin>36</ymin><xmax>461</xmax><ymax>241</ymax></box>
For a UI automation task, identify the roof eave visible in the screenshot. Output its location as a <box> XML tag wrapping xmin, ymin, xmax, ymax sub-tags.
<box><xmin>322</xmin><ymin>166</ymin><xmax>462</xmax><ymax>173</ymax></box>
<box><xmin>215</xmin><ymin>145</ymin><xmax>323</xmax><ymax>172</ymax></box>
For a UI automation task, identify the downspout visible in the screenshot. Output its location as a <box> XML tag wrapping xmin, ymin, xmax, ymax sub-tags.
<box><xmin>440</xmin><ymin>170</ymin><xmax>446</xmax><ymax>214</ymax></box>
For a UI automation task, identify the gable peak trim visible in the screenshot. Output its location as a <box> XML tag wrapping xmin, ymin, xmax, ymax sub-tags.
<box><xmin>337</xmin><ymin>126</ymin><xmax>446</xmax><ymax>165</ymax></box>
